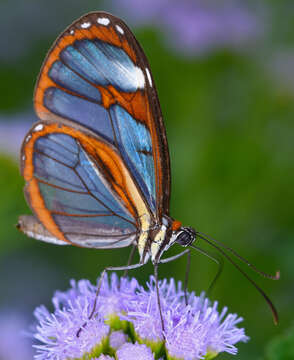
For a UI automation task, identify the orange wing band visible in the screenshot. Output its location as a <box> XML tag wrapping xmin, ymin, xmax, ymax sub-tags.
<box><xmin>34</xmin><ymin>22</ymin><xmax>137</xmax><ymax>121</ymax></box>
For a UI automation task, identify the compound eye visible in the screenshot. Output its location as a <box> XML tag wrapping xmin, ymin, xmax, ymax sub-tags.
<box><xmin>175</xmin><ymin>229</ymin><xmax>194</xmax><ymax>247</ymax></box>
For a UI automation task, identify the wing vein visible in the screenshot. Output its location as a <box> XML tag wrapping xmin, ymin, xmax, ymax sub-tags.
<box><xmin>35</xmin><ymin>148</ymin><xmax>137</xmax><ymax>226</ymax></box>
<box><xmin>51</xmin><ymin>211</ymin><xmax>115</xmax><ymax>217</ymax></box>
<box><xmin>74</xmin><ymin>148</ymin><xmax>137</xmax><ymax>226</ymax></box>
<box><xmin>36</xmin><ymin>178</ymin><xmax>87</xmax><ymax>194</ymax></box>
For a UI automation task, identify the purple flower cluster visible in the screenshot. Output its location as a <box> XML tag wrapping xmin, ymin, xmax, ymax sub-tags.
<box><xmin>110</xmin><ymin>0</ymin><xmax>262</xmax><ymax>56</ymax></box>
<box><xmin>33</xmin><ymin>274</ymin><xmax>248</xmax><ymax>359</ymax></box>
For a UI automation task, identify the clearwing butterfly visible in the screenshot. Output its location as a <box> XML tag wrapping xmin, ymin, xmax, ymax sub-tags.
<box><xmin>18</xmin><ymin>11</ymin><xmax>279</xmax><ymax>327</ymax></box>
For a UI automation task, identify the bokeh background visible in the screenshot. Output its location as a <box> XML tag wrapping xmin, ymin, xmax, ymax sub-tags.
<box><xmin>0</xmin><ymin>0</ymin><xmax>293</xmax><ymax>359</ymax></box>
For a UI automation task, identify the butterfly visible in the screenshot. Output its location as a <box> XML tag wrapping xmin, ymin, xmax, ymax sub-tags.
<box><xmin>18</xmin><ymin>11</ymin><xmax>279</xmax><ymax>325</ymax></box>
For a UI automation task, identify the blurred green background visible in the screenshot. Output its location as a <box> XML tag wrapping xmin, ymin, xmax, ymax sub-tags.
<box><xmin>0</xmin><ymin>0</ymin><xmax>293</xmax><ymax>359</ymax></box>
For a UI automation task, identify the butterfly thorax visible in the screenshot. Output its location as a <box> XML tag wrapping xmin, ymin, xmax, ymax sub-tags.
<box><xmin>138</xmin><ymin>215</ymin><xmax>196</xmax><ymax>265</ymax></box>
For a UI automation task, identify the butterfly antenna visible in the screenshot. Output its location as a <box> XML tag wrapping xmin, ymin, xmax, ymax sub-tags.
<box><xmin>190</xmin><ymin>245</ymin><xmax>224</xmax><ymax>295</ymax></box>
<box><xmin>196</xmin><ymin>231</ymin><xmax>280</xmax><ymax>280</ymax></box>
<box><xmin>193</xmin><ymin>235</ymin><xmax>279</xmax><ymax>325</ymax></box>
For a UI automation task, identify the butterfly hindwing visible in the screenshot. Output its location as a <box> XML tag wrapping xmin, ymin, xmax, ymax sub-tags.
<box><xmin>18</xmin><ymin>215</ymin><xmax>70</xmax><ymax>246</ymax></box>
<box><xmin>34</xmin><ymin>11</ymin><xmax>171</xmax><ymax>220</ymax></box>
<box><xmin>20</xmin><ymin>120</ymin><xmax>154</xmax><ymax>248</ymax></box>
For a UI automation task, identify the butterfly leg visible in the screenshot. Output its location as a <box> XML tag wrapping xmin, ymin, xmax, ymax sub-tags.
<box><xmin>153</xmin><ymin>263</ymin><xmax>165</xmax><ymax>335</ymax></box>
<box><xmin>77</xmin><ymin>261</ymin><xmax>144</xmax><ymax>337</ymax></box>
<box><xmin>154</xmin><ymin>249</ymin><xmax>191</xmax><ymax>335</ymax></box>
<box><xmin>91</xmin><ymin>261</ymin><xmax>144</xmax><ymax>321</ymax></box>
<box><xmin>184</xmin><ymin>250</ymin><xmax>191</xmax><ymax>305</ymax></box>
<box><xmin>159</xmin><ymin>249</ymin><xmax>191</xmax><ymax>304</ymax></box>
<box><xmin>159</xmin><ymin>249</ymin><xmax>190</xmax><ymax>264</ymax></box>
<box><xmin>122</xmin><ymin>244</ymin><xmax>137</xmax><ymax>279</ymax></box>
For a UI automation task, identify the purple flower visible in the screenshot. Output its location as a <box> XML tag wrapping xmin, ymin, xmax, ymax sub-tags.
<box><xmin>34</xmin><ymin>298</ymin><xmax>109</xmax><ymax>359</ymax></box>
<box><xmin>121</xmin><ymin>277</ymin><xmax>248</xmax><ymax>358</ymax></box>
<box><xmin>33</xmin><ymin>274</ymin><xmax>248</xmax><ymax>359</ymax></box>
<box><xmin>110</xmin><ymin>0</ymin><xmax>262</xmax><ymax>56</ymax></box>
<box><xmin>53</xmin><ymin>274</ymin><xmax>139</xmax><ymax>321</ymax></box>
<box><xmin>116</xmin><ymin>343</ymin><xmax>155</xmax><ymax>360</ymax></box>
<box><xmin>109</xmin><ymin>331</ymin><xmax>128</xmax><ymax>350</ymax></box>
<box><xmin>95</xmin><ymin>355</ymin><xmax>115</xmax><ymax>360</ymax></box>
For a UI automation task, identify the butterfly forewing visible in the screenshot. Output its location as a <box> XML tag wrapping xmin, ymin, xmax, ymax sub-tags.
<box><xmin>34</xmin><ymin>12</ymin><xmax>170</xmax><ymax>220</ymax></box>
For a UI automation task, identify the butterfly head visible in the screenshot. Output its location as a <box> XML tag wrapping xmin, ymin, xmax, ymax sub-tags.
<box><xmin>174</xmin><ymin>226</ymin><xmax>197</xmax><ymax>247</ymax></box>
<box><xmin>149</xmin><ymin>222</ymin><xmax>197</xmax><ymax>264</ymax></box>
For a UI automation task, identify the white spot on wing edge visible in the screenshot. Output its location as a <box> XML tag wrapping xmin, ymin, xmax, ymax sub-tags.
<box><xmin>70</xmin><ymin>29</ymin><xmax>74</xmax><ymax>35</ymax></box>
<box><xmin>34</xmin><ymin>124</ymin><xmax>44</xmax><ymax>132</ymax></box>
<box><xmin>81</xmin><ymin>21</ymin><xmax>91</xmax><ymax>29</ymax></box>
<box><xmin>22</xmin><ymin>155</ymin><xmax>25</xmax><ymax>161</ymax></box>
<box><xmin>134</xmin><ymin>67</ymin><xmax>145</xmax><ymax>89</ymax></box>
<box><xmin>146</xmin><ymin>68</ymin><xmax>153</xmax><ymax>87</ymax></box>
<box><xmin>26</xmin><ymin>230</ymin><xmax>68</xmax><ymax>245</ymax></box>
<box><xmin>116</xmin><ymin>25</ymin><xmax>124</xmax><ymax>34</ymax></box>
<box><xmin>25</xmin><ymin>134</ymin><xmax>32</xmax><ymax>143</ymax></box>
<box><xmin>97</xmin><ymin>17</ymin><xmax>110</xmax><ymax>26</ymax></box>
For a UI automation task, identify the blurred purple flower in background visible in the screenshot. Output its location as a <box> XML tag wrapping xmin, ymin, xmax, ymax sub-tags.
<box><xmin>0</xmin><ymin>310</ymin><xmax>33</xmax><ymax>360</ymax></box>
<box><xmin>0</xmin><ymin>112</ymin><xmax>37</xmax><ymax>158</ymax></box>
<box><xmin>33</xmin><ymin>274</ymin><xmax>248</xmax><ymax>359</ymax></box>
<box><xmin>110</xmin><ymin>0</ymin><xmax>262</xmax><ymax>55</ymax></box>
<box><xmin>0</xmin><ymin>0</ymin><xmax>263</xmax><ymax>61</ymax></box>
